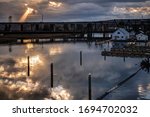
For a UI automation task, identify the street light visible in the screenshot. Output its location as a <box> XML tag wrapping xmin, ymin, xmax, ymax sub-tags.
<box><xmin>36</xmin><ymin>10</ymin><xmax>44</xmax><ymax>22</ymax></box>
<box><xmin>8</xmin><ymin>16</ymin><xmax>12</xmax><ymax>22</ymax></box>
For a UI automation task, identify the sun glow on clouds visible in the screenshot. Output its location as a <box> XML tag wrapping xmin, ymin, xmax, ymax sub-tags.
<box><xmin>19</xmin><ymin>7</ymin><xmax>34</xmax><ymax>22</ymax></box>
<box><xmin>49</xmin><ymin>47</ymin><xmax>62</xmax><ymax>56</ymax></box>
<box><xmin>15</xmin><ymin>55</ymin><xmax>43</xmax><ymax>69</ymax></box>
<box><xmin>49</xmin><ymin>1</ymin><xmax>62</xmax><ymax>8</ymax></box>
<box><xmin>1</xmin><ymin>44</ymin><xmax>45</xmax><ymax>79</ymax></box>
<box><xmin>24</xmin><ymin>0</ymin><xmax>42</xmax><ymax>5</ymax></box>
<box><xmin>19</xmin><ymin>1</ymin><xmax>63</xmax><ymax>22</ymax></box>
<box><xmin>0</xmin><ymin>76</ymin><xmax>73</xmax><ymax>100</ymax></box>
<box><xmin>0</xmin><ymin>54</ymin><xmax>43</xmax><ymax>79</ymax></box>
<box><xmin>50</xmin><ymin>86</ymin><xmax>73</xmax><ymax>100</ymax></box>
<box><xmin>0</xmin><ymin>76</ymin><xmax>73</xmax><ymax>99</ymax></box>
<box><xmin>0</xmin><ymin>66</ymin><xmax>4</xmax><ymax>72</ymax></box>
<box><xmin>113</xmin><ymin>6</ymin><xmax>150</xmax><ymax>15</ymax></box>
<box><xmin>0</xmin><ymin>42</ymin><xmax>72</xmax><ymax>100</ymax></box>
<box><xmin>26</xmin><ymin>43</ymin><xmax>34</xmax><ymax>49</ymax></box>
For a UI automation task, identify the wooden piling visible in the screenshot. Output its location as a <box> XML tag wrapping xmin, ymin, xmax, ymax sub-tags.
<box><xmin>123</xmin><ymin>48</ymin><xmax>126</xmax><ymax>62</ymax></box>
<box><xmin>107</xmin><ymin>41</ymin><xmax>109</xmax><ymax>48</ymax></box>
<box><xmin>88</xmin><ymin>73</ymin><xmax>92</xmax><ymax>100</ymax></box>
<box><xmin>80</xmin><ymin>51</ymin><xmax>82</xmax><ymax>66</ymax></box>
<box><xmin>50</xmin><ymin>63</ymin><xmax>54</xmax><ymax>88</ymax></box>
<box><xmin>27</xmin><ymin>56</ymin><xmax>30</xmax><ymax>76</ymax></box>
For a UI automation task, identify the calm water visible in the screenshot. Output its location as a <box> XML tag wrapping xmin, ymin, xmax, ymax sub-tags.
<box><xmin>0</xmin><ymin>42</ymin><xmax>150</xmax><ymax>100</ymax></box>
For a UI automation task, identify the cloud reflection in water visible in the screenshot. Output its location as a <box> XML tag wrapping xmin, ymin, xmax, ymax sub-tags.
<box><xmin>0</xmin><ymin>43</ymin><xmax>150</xmax><ymax>100</ymax></box>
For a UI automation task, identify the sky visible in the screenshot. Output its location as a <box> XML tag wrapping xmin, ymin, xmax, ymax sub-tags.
<box><xmin>0</xmin><ymin>0</ymin><xmax>149</xmax><ymax>22</ymax></box>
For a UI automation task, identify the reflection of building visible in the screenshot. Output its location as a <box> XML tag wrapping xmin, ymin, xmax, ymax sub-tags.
<box><xmin>138</xmin><ymin>84</ymin><xmax>150</xmax><ymax>100</ymax></box>
<box><xmin>112</xmin><ymin>42</ymin><xmax>127</xmax><ymax>48</ymax></box>
<box><xmin>136</xmin><ymin>33</ymin><xmax>148</xmax><ymax>41</ymax></box>
<box><xmin>112</xmin><ymin>28</ymin><xmax>129</xmax><ymax>40</ymax></box>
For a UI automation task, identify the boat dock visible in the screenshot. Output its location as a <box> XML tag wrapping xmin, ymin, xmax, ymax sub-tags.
<box><xmin>102</xmin><ymin>45</ymin><xmax>150</xmax><ymax>58</ymax></box>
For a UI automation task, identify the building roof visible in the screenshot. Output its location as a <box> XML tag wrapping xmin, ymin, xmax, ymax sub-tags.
<box><xmin>118</xmin><ymin>28</ymin><xmax>129</xmax><ymax>35</ymax></box>
<box><xmin>113</xmin><ymin>28</ymin><xmax>129</xmax><ymax>35</ymax></box>
<box><xmin>136</xmin><ymin>33</ymin><xmax>148</xmax><ymax>37</ymax></box>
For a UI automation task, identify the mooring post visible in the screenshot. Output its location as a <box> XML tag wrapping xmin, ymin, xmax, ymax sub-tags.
<box><xmin>107</xmin><ymin>41</ymin><xmax>109</xmax><ymax>48</ymax></box>
<box><xmin>88</xmin><ymin>73</ymin><xmax>92</xmax><ymax>100</ymax></box>
<box><xmin>27</xmin><ymin>56</ymin><xmax>30</xmax><ymax>76</ymax></box>
<box><xmin>80</xmin><ymin>51</ymin><xmax>82</xmax><ymax>66</ymax></box>
<box><xmin>50</xmin><ymin>63</ymin><xmax>54</xmax><ymax>88</ymax></box>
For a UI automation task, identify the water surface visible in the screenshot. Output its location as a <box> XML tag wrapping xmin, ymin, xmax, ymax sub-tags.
<box><xmin>0</xmin><ymin>42</ymin><xmax>149</xmax><ymax>100</ymax></box>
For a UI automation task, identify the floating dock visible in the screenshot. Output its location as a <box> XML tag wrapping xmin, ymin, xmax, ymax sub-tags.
<box><xmin>102</xmin><ymin>46</ymin><xmax>150</xmax><ymax>58</ymax></box>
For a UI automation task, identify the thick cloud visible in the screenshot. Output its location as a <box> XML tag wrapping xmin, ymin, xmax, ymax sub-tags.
<box><xmin>54</xmin><ymin>0</ymin><xmax>149</xmax><ymax>4</ymax></box>
<box><xmin>0</xmin><ymin>0</ymin><xmax>149</xmax><ymax>22</ymax></box>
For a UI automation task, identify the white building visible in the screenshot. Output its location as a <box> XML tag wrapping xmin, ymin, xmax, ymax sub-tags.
<box><xmin>112</xmin><ymin>28</ymin><xmax>129</xmax><ymax>40</ymax></box>
<box><xmin>136</xmin><ymin>33</ymin><xmax>148</xmax><ymax>41</ymax></box>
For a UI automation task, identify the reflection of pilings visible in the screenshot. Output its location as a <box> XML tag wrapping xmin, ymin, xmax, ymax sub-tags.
<box><xmin>104</xmin><ymin>49</ymin><xmax>106</xmax><ymax>61</ymax></box>
<box><xmin>146</xmin><ymin>57</ymin><xmax>150</xmax><ymax>73</ymax></box>
<box><xmin>123</xmin><ymin>48</ymin><xmax>126</xmax><ymax>62</ymax></box>
<box><xmin>9</xmin><ymin>44</ymin><xmax>12</xmax><ymax>52</ymax></box>
<box><xmin>88</xmin><ymin>73</ymin><xmax>92</xmax><ymax>100</ymax></box>
<box><xmin>97</xmin><ymin>68</ymin><xmax>142</xmax><ymax>100</ymax></box>
<box><xmin>123</xmin><ymin>56</ymin><xmax>126</xmax><ymax>62</ymax></box>
<box><xmin>80</xmin><ymin>51</ymin><xmax>82</xmax><ymax>66</ymax></box>
<box><xmin>27</xmin><ymin>56</ymin><xmax>30</xmax><ymax>77</ymax></box>
<box><xmin>148</xmin><ymin>58</ymin><xmax>150</xmax><ymax>73</ymax></box>
<box><xmin>50</xmin><ymin>63</ymin><xmax>54</xmax><ymax>88</ymax></box>
<box><xmin>41</xmin><ymin>40</ymin><xmax>44</xmax><ymax>48</ymax></box>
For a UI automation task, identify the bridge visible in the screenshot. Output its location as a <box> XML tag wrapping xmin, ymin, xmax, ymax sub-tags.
<box><xmin>0</xmin><ymin>19</ymin><xmax>149</xmax><ymax>43</ymax></box>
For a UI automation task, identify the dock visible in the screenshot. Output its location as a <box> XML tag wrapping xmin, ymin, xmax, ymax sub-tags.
<box><xmin>102</xmin><ymin>45</ymin><xmax>150</xmax><ymax>58</ymax></box>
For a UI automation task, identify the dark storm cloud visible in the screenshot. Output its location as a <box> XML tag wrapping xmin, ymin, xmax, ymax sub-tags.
<box><xmin>0</xmin><ymin>0</ymin><xmax>149</xmax><ymax>22</ymax></box>
<box><xmin>0</xmin><ymin>1</ymin><xmax>25</xmax><ymax>21</ymax></box>
<box><xmin>57</xmin><ymin>0</ymin><xmax>149</xmax><ymax>5</ymax></box>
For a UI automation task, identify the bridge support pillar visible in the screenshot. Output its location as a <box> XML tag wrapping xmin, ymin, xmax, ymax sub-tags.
<box><xmin>21</xmin><ymin>39</ymin><xmax>23</xmax><ymax>44</ymax></box>
<box><xmin>36</xmin><ymin>39</ymin><xmax>39</xmax><ymax>43</ymax></box>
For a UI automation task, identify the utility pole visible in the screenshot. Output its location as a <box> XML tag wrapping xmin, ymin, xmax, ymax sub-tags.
<box><xmin>8</xmin><ymin>16</ymin><xmax>12</xmax><ymax>22</ymax></box>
